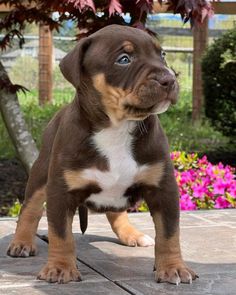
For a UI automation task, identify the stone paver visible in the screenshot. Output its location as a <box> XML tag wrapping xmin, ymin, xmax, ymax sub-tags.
<box><xmin>0</xmin><ymin>210</ymin><xmax>236</xmax><ymax>295</ymax></box>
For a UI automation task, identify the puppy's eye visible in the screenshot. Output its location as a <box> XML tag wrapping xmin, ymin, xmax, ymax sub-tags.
<box><xmin>161</xmin><ymin>50</ymin><xmax>166</xmax><ymax>60</ymax></box>
<box><xmin>116</xmin><ymin>54</ymin><xmax>131</xmax><ymax>65</ymax></box>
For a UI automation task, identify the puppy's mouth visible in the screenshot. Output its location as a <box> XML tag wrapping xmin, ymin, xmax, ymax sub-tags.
<box><xmin>135</xmin><ymin>78</ymin><xmax>179</xmax><ymax>109</ymax></box>
<box><xmin>153</xmin><ymin>100</ymin><xmax>171</xmax><ymax>114</ymax></box>
<box><xmin>124</xmin><ymin>103</ymin><xmax>156</xmax><ymax>115</ymax></box>
<box><xmin>123</xmin><ymin>99</ymin><xmax>171</xmax><ymax>119</ymax></box>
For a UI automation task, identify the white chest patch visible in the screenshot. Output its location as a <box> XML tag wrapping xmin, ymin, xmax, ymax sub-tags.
<box><xmin>83</xmin><ymin>121</ymin><xmax>144</xmax><ymax>209</ymax></box>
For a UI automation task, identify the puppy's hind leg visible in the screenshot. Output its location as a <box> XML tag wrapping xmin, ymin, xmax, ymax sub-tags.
<box><xmin>106</xmin><ymin>211</ymin><xmax>154</xmax><ymax>247</ymax></box>
<box><xmin>7</xmin><ymin>159</ymin><xmax>47</xmax><ymax>257</ymax></box>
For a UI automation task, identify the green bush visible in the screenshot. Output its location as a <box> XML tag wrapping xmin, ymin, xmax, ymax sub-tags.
<box><xmin>159</xmin><ymin>90</ymin><xmax>228</xmax><ymax>152</ymax></box>
<box><xmin>8</xmin><ymin>200</ymin><xmax>21</xmax><ymax>217</ymax></box>
<box><xmin>202</xmin><ymin>28</ymin><xmax>236</xmax><ymax>137</ymax></box>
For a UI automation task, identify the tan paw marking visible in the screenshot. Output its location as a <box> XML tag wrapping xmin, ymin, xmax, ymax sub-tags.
<box><xmin>155</xmin><ymin>265</ymin><xmax>198</xmax><ymax>285</ymax></box>
<box><xmin>136</xmin><ymin>234</ymin><xmax>155</xmax><ymax>247</ymax></box>
<box><xmin>7</xmin><ymin>241</ymin><xmax>36</xmax><ymax>257</ymax></box>
<box><xmin>37</xmin><ymin>262</ymin><xmax>82</xmax><ymax>284</ymax></box>
<box><xmin>120</xmin><ymin>233</ymin><xmax>154</xmax><ymax>247</ymax></box>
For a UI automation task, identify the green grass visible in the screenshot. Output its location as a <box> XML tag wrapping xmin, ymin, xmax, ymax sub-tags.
<box><xmin>0</xmin><ymin>87</ymin><xmax>230</xmax><ymax>160</ymax></box>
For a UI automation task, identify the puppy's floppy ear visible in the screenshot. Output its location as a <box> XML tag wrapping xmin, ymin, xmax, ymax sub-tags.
<box><xmin>59</xmin><ymin>37</ymin><xmax>91</xmax><ymax>89</ymax></box>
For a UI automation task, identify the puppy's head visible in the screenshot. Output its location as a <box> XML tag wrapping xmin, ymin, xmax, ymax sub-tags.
<box><xmin>60</xmin><ymin>25</ymin><xmax>179</xmax><ymax>124</ymax></box>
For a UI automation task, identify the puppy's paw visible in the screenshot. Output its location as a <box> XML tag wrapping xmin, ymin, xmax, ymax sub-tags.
<box><xmin>136</xmin><ymin>234</ymin><xmax>155</xmax><ymax>247</ymax></box>
<box><xmin>37</xmin><ymin>262</ymin><xmax>82</xmax><ymax>284</ymax></box>
<box><xmin>155</xmin><ymin>263</ymin><xmax>198</xmax><ymax>285</ymax></box>
<box><xmin>118</xmin><ymin>229</ymin><xmax>154</xmax><ymax>247</ymax></box>
<box><xmin>7</xmin><ymin>241</ymin><xmax>37</xmax><ymax>257</ymax></box>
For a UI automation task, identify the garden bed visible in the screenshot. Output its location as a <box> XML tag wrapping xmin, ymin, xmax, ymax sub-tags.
<box><xmin>0</xmin><ymin>151</ymin><xmax>235</xmax><ymax>217</ymax></box>
<box><xmin>0</xmin><ymin>159</ymin><xmax>27</xmax><ymax>216</ymax></box>
<box><xmin>172</xmin><ymin>152</ymin><xmax>236</xmax><ymax>210</ymax></box>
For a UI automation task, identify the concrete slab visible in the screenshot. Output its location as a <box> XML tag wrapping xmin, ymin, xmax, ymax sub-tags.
<box><xmin>0</xmin><ymin>210</ymin><xmax>236</xmax><ymax>295</ymax></box>
<box><xmin>0</xmin><ymin>281</ymin><xmax>129</xmax><ymax>295</ymax></box>
<box><xmin>116</xmin><ymin>272</ymin><xmax>236</xmax><ymax>295</ymax></box>
<box><xmin>0</xmin><ymin>224</ymin><xmax>46</xmax><ymax>259</ymax></box>
<box><xmin>0</xmin><ymin>217</ymin><xmax>129</xmax><ymax>295</ymax></box>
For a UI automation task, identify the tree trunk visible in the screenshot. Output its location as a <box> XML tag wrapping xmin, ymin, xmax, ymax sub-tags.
<box><xmin>0</xmin><ymin>61</ymin><xmax>39</xmax><ymax>173</ymax></box>
<box><xmin>192</xmin><ymin>17</ymin><xmax>208</xmax><ymax>122</ymax></box>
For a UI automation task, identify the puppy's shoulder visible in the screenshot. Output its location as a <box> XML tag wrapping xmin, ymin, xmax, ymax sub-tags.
<box><xmin>133</xmin><ymin>115</ymin><xmax>170</xmax><ymax>165</ymax></box>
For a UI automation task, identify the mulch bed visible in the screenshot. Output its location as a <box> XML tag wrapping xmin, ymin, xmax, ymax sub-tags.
<box><xmin>0</xmin><ymin>159</ymin><xmax>27</xmax><ymax>216</ymax></box>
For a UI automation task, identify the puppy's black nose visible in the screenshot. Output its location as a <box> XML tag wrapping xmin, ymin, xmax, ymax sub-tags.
<box><xmin>159</xmin><ymin>75</ymin><xmax>175</xmax><ymax>89</ymax></box>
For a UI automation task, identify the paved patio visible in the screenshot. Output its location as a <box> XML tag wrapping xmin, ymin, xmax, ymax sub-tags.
<box><xmin>0</xmin><ymin>210</ymin><xmax>236</xmax><ymax>295</ymax></box>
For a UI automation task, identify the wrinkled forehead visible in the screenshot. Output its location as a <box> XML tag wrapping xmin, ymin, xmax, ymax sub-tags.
<box><xmin>88</xmin><ymin>26</ymin><xmax>161</xmax><ymax>56</ymax></box>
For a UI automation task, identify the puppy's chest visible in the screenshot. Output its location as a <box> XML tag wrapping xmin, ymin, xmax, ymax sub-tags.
<box><xmin>64</xmin><ymin>122</ymin><xmax>163</xmax><ymax>211</ymax></box>
<box><xmin>83</xmin><ymin>122</ymin><xmax>142</xmax><ymax>209</ymax></box>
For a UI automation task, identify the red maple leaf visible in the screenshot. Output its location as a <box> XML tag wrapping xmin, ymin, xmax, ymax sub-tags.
<box><xmin>67</xmin><ymin>0</ymin><xmax>96</xmax><ymax>12</ymax></box>
<box><xmin>109</xmin><ymin>0</ymin><xmax>123</xmax><ymax>16</ymax></box>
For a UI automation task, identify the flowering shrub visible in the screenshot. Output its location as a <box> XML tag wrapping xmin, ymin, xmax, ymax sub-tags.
<box><xmin>171</xmin><ymin>152</ymin><xmax>236</xmax><ymax>210</ymax></box>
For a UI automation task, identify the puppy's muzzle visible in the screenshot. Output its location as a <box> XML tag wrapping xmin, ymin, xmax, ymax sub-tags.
<box><xmin>148</xmin><ymin>74</ymin><xmax>178</xmax><ymax>104</ymax></box>
<box><xmin>134</xmin><ymin>73</ymin><xmax>178</xmax><ymax>114</ymax></box>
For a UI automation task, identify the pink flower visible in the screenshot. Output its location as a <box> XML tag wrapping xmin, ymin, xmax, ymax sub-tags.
<box><xmin>179</xmin><ymin>171</ymin><xmax>194</xmax><ymax>185</ymax></box>
<box><xmin>213</xmin><ymin>179</ymin><xmax>227</xmax><ymax>195</ymax></box>
<box><xmin>180</xmin><ymin>194</ymin><xmax>197</xmax><ymax>210</ymax></box>
<box><xmin>205</xmin><ymin>164</ymin><xmax>215</xmax><ymax>178</ymax></box>
<box><xmin>198</xmin><ymin>155</ymin><xmax>208</xmax><ymax>165</ymax></box>
<box><xmin>192</xmin><ymin>183</ymin><xmax>207</xmax><ymax>199</ymax></box>
<box><xmin>214</xmin><ymin>196</ymin><xmax>232</xmax><ymax>209</ymax></box>
<box><xmin>170</xmin><ymin>151</ymin><xmax>181</xmax><ymax>161</ymax></box>
<box><xmin>228</xmin><ymin>183</ymin><xmax>236</xmax><ymax>197</ymax></box>
<box><xmin>170</xmin><ymin>151</ymin><xmax>236</xmax><ymax>210</ymax></box>
<box><xmin>218</xmin><ymin>162</ymin><xmax>224</xmax><ymax>169</ymax></box>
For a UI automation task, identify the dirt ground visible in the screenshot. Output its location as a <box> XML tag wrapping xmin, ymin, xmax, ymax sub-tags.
<box><xmin>0</xmin><ymin>159</ymin><xmax>27</xmax><ymax>216</ymax></box>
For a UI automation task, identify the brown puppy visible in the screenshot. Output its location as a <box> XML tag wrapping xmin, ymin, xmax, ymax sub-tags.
<box><xmin>7</xmin><ymin>25</ymin><xmax>197</xmax><ymax>285</ymax></box>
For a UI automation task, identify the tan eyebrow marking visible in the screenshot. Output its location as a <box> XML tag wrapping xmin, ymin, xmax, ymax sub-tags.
<box><xmin>122</xmin><ymin>41</ymin><xmax>134</xmax><ymax>53</ymax></box>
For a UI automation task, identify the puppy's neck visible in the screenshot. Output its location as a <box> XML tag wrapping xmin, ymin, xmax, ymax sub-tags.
<box><xmin>74</xmin><ymin>91</ymin><xmax>154</xmax><ymax>137</ymax></box>
<box><xmin>74</xmin><ymin>92</ymin><xmax>142</xmax><ymax>133</ymax></box>
<box><xmin>74</xmin><ymin>92</ymin><xmax>110</xmax><ymax>131</ymax></box>
<box><xmin>94</xmin><ymin>120</ymin><xmax>136</xmax><ymax>147</ymax></box>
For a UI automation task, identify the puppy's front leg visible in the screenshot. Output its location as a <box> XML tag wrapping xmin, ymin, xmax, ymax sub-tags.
<box><xmin>38</xmin><ymin>185</ymin><xmax>81</xmax><ymax>284</ymax></box>
<box><xmin>145</xmin><ymin>162</ymin><xmax>198</xmax><ymax>285</ymax></box>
